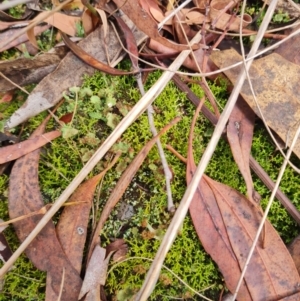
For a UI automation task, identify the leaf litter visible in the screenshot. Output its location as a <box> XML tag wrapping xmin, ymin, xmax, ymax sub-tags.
<box><xmin>2</xmin><ymin>0</ymin><xmax>300</xmax><ymax>300</ymax></box>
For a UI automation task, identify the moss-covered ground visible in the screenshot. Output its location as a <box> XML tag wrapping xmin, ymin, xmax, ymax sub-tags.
<box><xmin>0</xmin><ymin>64</ymin><xmax>300</xmax><ymax>300</ymax></box>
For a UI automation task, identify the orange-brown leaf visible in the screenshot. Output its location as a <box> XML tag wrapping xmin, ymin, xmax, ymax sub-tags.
<box><xmin>8</xmin><ymin>118</ymin><xmax>82</xmax><ymax>301</ymax></box>
<box><xmin>0</xmin><ymin>130</ymin><xmax>61</xmax><ymax>164</ymax></box>
<box><xmin>112</xmin><ymin>0</ymin><xmax>198</xmax><ymax>51</ymax></box>
<box><xmin>227</xmin><ymin>96</ymin><xmax>257</xmax><ymax>202</ymax></box>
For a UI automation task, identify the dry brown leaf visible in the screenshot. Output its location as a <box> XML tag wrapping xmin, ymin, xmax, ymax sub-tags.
<box><xmin>0</xmin><ymin>130</ymin><xmax>61</xmax><ymax>164</ymax></box>
<box><xmin>288</xmin><ymin>235</ymin><xmax>300</xmax><ymax>275</ymax></box>
<box><xmin>210</xmin><ymin>0</ymin><xmax>252</xmax><ymax>31</ymax></box>
<box><xmin>6</xmin><ymin>18</ymin><xmax>145</xmax><ymax>129</ymax></box>
<box><xmin>26</xmin><ymin>11</ymin><xmax>81</xmax><ymax>48</ymax></box>
<box><xmin>0</xmin><ymin>24</ymin><xmax>50</xmax><ymax>52</ymax></box>
<box><xmin>8</xmin><ymin>116</ymin><xmax>82</xmax><ymax>301</ymax></box>
<box><xmin>0</xmin><ymin>49</ymin><xmax>69</xmax><ymax>92</ymax></box>
<box><xmin>210</xmin><ymin>48</ymin><xmax>300</xmax><ymax>160</ymax></box>
<box><xmin>274</xmin><ymin>25</ymin><xmax>300</xmax><ymax>65</ymax></box>
<box><xmin>112</xmin><ymin>0</ymin><xmax>198</xmax><ymax>51</ymax></box>
<box><xmin>79</xmin><ymin>245</ymin><xmax>110</xmax><ymax>300</ymax></box>
<box><xmin>187</xmin><ymin>100</ymin><xmax>300</xmax><ymax>300</ymax></box>
<box><xmin>148</xmin><ymin>39</ymin><xmax>218</xmax><ymax>76</ymax></box>
<box><xmin>55</xmin><ymin>153</ymin><xmax>121</xmax><ymax>274</ymax></box>
<box><xmin>227</xmin><ymin>96</ymin><xmax>258</xmax><ymax>202</ymax></box>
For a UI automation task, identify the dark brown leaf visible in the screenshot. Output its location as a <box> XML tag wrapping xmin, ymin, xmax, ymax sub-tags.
<box><xmin>112</xmin><ymin>0</ymin><xmax>198</xmax><ymax>51</ymax></box>
<box><xmin>8</xmin><ymin>118</ymin><xmax>82</xmax><ymax>301</ymax></box>
<box><xmin>0</xmin><ymin>130</ymin><xmax>61</xmax><ymax>164</ymax></box>
<box><xmin>0</xmin><ymin>49</ymin><xmax>68</xmax><ymax>92</ymax></box>
<box><xmin>79</xmin><ymin>245</ymin><xmax>109</xmax><ymax>300</ymax></box>
<box><xmin>187</xmin><ymin>103</ymin><xmax>300</xmax><ymax>300</ymax></box>
<box><xmin>227</xmin><ymin>96</ymin><xmax>258</xmax><ymax>202</ymax></box>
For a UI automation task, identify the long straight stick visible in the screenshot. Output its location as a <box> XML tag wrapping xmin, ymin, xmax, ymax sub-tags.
<box><xmin>135</xmin><ymin>0</ymin><xmax>279</xmax><ymax>299</ymax></box>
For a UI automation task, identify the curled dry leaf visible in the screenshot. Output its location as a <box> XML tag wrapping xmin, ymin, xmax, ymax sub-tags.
<box><xmin>148</xmin><ymin>39</ymin><xmax>218</xmax><ymax>76</ymax></box>
<box><xmin>227</xmin><ymin>96</ymin><xmax>258</xmax><ymax>202</ymax></box>
<box><xmin>60</xmin><ymin>32</ymin><xmax>137</xmax><ymax>75</ymax></box>
<box><xmin>0</xmin><ymin>24</ymin><xmax>50</xmax><ymax>52</ymax></box>
<box><xmin>27</xmin><ymin>12</ymin><xmax>81</xmax><ymax>48</ymax></box>
<box><xmin>112</xmin><ymin>0</ymin><xmax>198</xmax><ymax>51</ymax></box>
<box><xmin>8</xmin><ymin>116</ymin><xmax>82</xmax><ymax>301</ymax></box>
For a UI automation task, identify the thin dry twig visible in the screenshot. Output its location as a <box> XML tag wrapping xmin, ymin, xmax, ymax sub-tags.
<box><xmin>108</xmin><ymin>256</ymin><xmax>214</xmax><ymax>301</ymax></box>
<box><xmin>136</xmin><ymin>76</ymin><xmax>175</xmax><ymax>212</ymax></box>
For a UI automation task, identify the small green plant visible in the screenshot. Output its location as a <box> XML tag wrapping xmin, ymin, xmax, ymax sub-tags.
<box><xmin>7</xmin><ymin>3</ymin><xmax>26</xmax><ymax>19</ymax></box>
<box><xmin>272</xmin><ymin>10</ymin><xmax>290</xmax><ymax>23</ymax></box>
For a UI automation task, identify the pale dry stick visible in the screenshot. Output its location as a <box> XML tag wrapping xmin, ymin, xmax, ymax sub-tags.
<box><xmin>208</xmin><ymin>20</ymin><xmax>300</xmax><ymax>36</ymax></box>
<box><xmin>109</xmin><ymin>21</ymin><xmax>174</xmax><ymax>211</ymax></box>
<box><xmin>231</xmin><ymin>119</ymin><xmax>300</xmax><ymax>301</ymax></box>
<box><xmin>108</xmin><ymin>256</ymin><xmax>214</xmax><ymax>301</ymax></box>
<box><xmin>56</xmin><ymin>267</ymin><xmax>65</xmax><ymax>301</ymax></box>
<box><xmin>135</xmin><ymin>0</ymin><xmax>279</xmax><ymax>298</ymax></box>
<box><xmin>0</xmin><ymin>0</ymin><xmax>32</xmax><ymax>10</ymax></box>
<box><xmin>157</xmin><ymin>0</ymin><xmax>193</xmax><ymax>30</ymax></box>
<box><xmin>0</xmin><ymin>0</ymin><xmax>73</xmax><ymax>50</ymax></box>
<box><xmin>136</xmin><ymin>77</ymin><xmax>175</xmax><ymax>212</ymax></box>
<box><xmin>0</xmin><ymin>72</ymin><xmax>29</xmax><ymax>95</ymax></box>
<box><xmin>0</xmin><ymin>32</ymin><xmax>203</xmax><ymax>277</ymax></box>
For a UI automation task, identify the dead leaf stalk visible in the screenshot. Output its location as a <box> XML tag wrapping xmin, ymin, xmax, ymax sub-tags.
<box><xmin>136</xmin><ymin>75</ymin><xmax>174</xmax><ymax>212</ymax></box>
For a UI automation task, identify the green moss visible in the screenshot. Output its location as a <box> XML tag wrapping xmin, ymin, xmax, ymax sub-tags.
<box><xmin>1</xmin><ymin>65</ymin><xmax>300</xmax><ymax>300</ymax></box>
